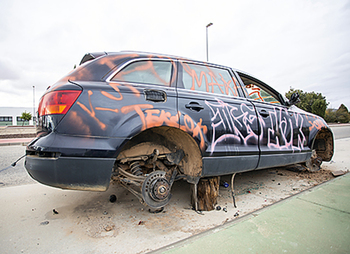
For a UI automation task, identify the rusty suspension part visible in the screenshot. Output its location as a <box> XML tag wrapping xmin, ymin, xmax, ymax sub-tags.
<box><xmin>116</xmin><ymin>164</ymin><xmax>145</xmax><ymax>182</ymax></box>
<box><xmin>113</xmin><ymin>149</ymin><xmax>185</xmax><ymax>209</ymax></box>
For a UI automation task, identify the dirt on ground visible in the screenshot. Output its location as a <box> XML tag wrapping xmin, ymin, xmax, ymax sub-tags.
<box><xmin>41</xmin><ymin>165</ymin><xmax>337</xmax><ymax>253</ymax></box>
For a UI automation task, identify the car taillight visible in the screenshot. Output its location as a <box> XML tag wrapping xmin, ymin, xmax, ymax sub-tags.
<box><xmin>38</xmin><ymin>90</ymin><xmax>82</xmax><ymax>116</ymax></box>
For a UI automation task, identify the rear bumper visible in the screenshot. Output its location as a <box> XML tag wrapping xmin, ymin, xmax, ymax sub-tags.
<box><xmin>25</xmin><ymin>155</ymin><xmax>115</xmax><ymax>191</ymax></box>
<box><xmin>24</xmin><ymin>132</ymin><xmax>127</xmax><ymax>191</ymax></box>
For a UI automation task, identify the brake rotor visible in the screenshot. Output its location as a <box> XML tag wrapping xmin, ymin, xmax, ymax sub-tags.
<box><xmin>141</xmin><ymin>171</ymin><xmax>172</xmax><ymax>208</ymax></box>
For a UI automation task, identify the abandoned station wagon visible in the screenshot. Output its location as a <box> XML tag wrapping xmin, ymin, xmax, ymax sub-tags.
<box><xmin>25</xmin><ymin>51</ymin><xmax>334</xmax><ymax>210</ymax></box>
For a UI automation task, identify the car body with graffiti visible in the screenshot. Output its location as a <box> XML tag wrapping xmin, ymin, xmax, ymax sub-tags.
<box><xmin>25</xmin><ymin>51</ymin><xmax>334</xmax><ymax>209</ymax></box>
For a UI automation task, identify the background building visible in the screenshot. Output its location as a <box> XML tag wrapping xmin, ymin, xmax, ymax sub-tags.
<box><xmin>0</xmin><ymin>107</ymin><xmax>36</xmax><ymax>126</ymax></box>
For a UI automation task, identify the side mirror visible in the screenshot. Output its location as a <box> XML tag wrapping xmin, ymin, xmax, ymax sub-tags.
<box><xmin>289</xmin><ymin>92</ymin><xmax>300</xmax><ymax>106</ymax></box>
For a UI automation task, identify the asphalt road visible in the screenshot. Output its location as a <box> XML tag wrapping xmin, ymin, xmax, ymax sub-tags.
<box><xmin>0</xmin><ymin>124</ymin><xmax>349</xmax><ymax>188</ymax></box>
<box><xmin>330</xmin><ymin>124</ymin><xmax>350</xmax><ymax>140</ymax></box>
<box><xmin>0</xmin><ymin>145</ymin><xmax>35</xmax><ymax>187</ymax></box>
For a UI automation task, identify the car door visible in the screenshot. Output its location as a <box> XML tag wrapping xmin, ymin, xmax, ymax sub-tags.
<box><xmin>236</xmin><ymin>72</ymin><xmax>311</xmax><ymax>169</ymax></box>
<box><xmin>176</xmin><ymin>62</ymin><xmax>260</xmax><ymax>177</ymax></box>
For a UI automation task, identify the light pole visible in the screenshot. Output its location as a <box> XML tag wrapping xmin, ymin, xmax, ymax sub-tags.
<box><xmin>33</xmin><ymin>85</ymin><xmax>35</xmax><ymax>126</ymax></box>
<box><xmin>206</xmin><ymin>22</ymin><xmax>213</xmax><ymax>62</ymax></box>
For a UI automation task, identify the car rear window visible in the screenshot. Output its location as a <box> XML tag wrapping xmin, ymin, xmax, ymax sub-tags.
<box><xmin>111</xmin><ymin>60</ymin><xmax>172</xmax><ymax>86</ymax></box>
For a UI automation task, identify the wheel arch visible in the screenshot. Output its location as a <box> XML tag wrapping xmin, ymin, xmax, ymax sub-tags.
<box><xmin>310</xmin><ymin>127</ymin><xmax>334</xmax><ymax>162</ymax></box>
<box><xmin>116</xmin><ymin>126</ymin><xmax>203</xmax><ymax>178</ymax></box>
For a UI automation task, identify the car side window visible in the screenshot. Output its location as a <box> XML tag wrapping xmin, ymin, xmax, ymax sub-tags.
<box><xmin>181</xmin><ymin>63</ymin><xmax>239</xmax><ymax>97</ymax></box>
<box><xmin>240</xmin><ymin>76</ymin><xmax>281</xmax><ymax>105</ymax></box>
<box><xmin>111</xmin><ymin>60</ymin><xmax>172</xmax><ymax>86</ymax></box>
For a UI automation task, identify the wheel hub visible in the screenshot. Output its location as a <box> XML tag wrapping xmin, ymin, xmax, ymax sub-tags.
<box><xmin>151</xmin><ymin>178</ymin><xmax>170</xmax><ymax>200</ymax></box>
<box><xmin>141</xmin><ymin>171</ymin><xmax>172</xmax><ymax>208</ymax></box>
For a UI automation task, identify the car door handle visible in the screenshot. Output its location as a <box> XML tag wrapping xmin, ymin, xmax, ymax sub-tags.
<box><xmin>185</xmin><ymin>102</ymin><xmax>204</xmax><ymax>112</ymax></box>
<box><xmin>259</xmin><ymin>109</ymin><xmax>269</xmax><ymax>117</ymax></box>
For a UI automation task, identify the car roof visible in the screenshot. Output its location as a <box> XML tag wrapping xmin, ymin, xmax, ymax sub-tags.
<box><xmin>79</xmin><ymin>51</ymin><xmax>194</xmax><ymax>66</ymax></box>
<box><xmin>68</xmin><ymin>51</ymin><xmax>264</xmax><ymax>87</ymax></box>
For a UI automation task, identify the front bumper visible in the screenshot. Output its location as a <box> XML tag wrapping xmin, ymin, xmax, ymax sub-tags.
<box><xmin>25</xmin><ymin>155</ymin><xmax>115</xmax><ymax>191</ymax></box>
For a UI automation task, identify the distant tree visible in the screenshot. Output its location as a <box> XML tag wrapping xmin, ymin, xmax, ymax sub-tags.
<box><xmin>20</xmin><ymin>111</ymin><xmax>32</xmax><ymax>126</ymax></box>
<box><xmin>336</xmin><ymin>104</ymin><xmax>350</xmax><ymax>123</ymax></box>
<box><xmin>324</xmin><ymin>108</ymin><xmax>337</xmax><ymax>123</ymax></box>
<box><xmin>285</xmin><ymin>88</ymin><xmax>328</xmax><ymax>118</ymax></box>
<box><xmin>311</xmin><ymin>98</ymin><xmax>327</xmax><ymax>118</ymax></box>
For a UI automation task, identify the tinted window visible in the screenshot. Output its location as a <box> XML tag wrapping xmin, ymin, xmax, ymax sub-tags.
<box><xmin>181</xmin><ymin>63</ymin><xmax>239</xmax><ymax>97</ymax></box>
<box><xmin>0</xmin><ymin>116</ymin><xmax>12</xmax><ymax>122</ymax></box>
<box><xmin>112</xmin><ymin>61</ymin><xmax>172</xmax><ymax>86</ymax></box>
<box><xmin>240</xmin><ymin>76</ymin><xmax>281</xmax><ymax>105</ymax></box>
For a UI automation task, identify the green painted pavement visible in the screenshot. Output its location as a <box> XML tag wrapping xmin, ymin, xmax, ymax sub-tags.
<box><xmin>154</xmin><ymin>174</ymin><xmax>350</xmax><ymax>254</ymax></box>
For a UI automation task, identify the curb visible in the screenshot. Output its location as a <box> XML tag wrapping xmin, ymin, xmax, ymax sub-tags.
<box><xmin>0</xmin><ymin>138</ymin><xmax>34</xmax><ymax>147</ymax></box>
<box><xmin>0</xmin><ymin>142</ymin><xmax>30</xmax><ymax>147</ymax></box>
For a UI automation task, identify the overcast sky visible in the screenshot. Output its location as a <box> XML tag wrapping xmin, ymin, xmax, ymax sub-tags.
<box><xmin>0</xmin><ymin>0</ymin><xmax>349</xmax><ymax>111</ymax></box>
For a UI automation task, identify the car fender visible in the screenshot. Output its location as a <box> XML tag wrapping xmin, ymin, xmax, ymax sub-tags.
<box><xmin>307</xmin><ymin>116</ymin><xmax>334</xmax><ymax>162</ymax></box>
<box><xmin>110</xmin><ymin>105</ymin><xmax>180</xmax><ymax>138</ymax></box>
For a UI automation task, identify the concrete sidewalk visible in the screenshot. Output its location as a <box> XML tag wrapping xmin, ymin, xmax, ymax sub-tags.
<box><xmin>154</xmin><ymin>173</ymin><xmax>350</xmax><ymax>253</ymax></box>
<box><xmin>0</xmin><ymin>138</ymin><xmax>34</xmax><ymax>146</ymax></box>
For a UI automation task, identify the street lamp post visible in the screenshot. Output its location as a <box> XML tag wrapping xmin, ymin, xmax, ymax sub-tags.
<box><xmin>33</xmin><ymin>85</ymin><xmax>35</xmax><ymax>126</ymax></box>
<box><xmin>206</xmin><ymin>22</ymin><xmax>213</xmax><ymax>62</ymax></box>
